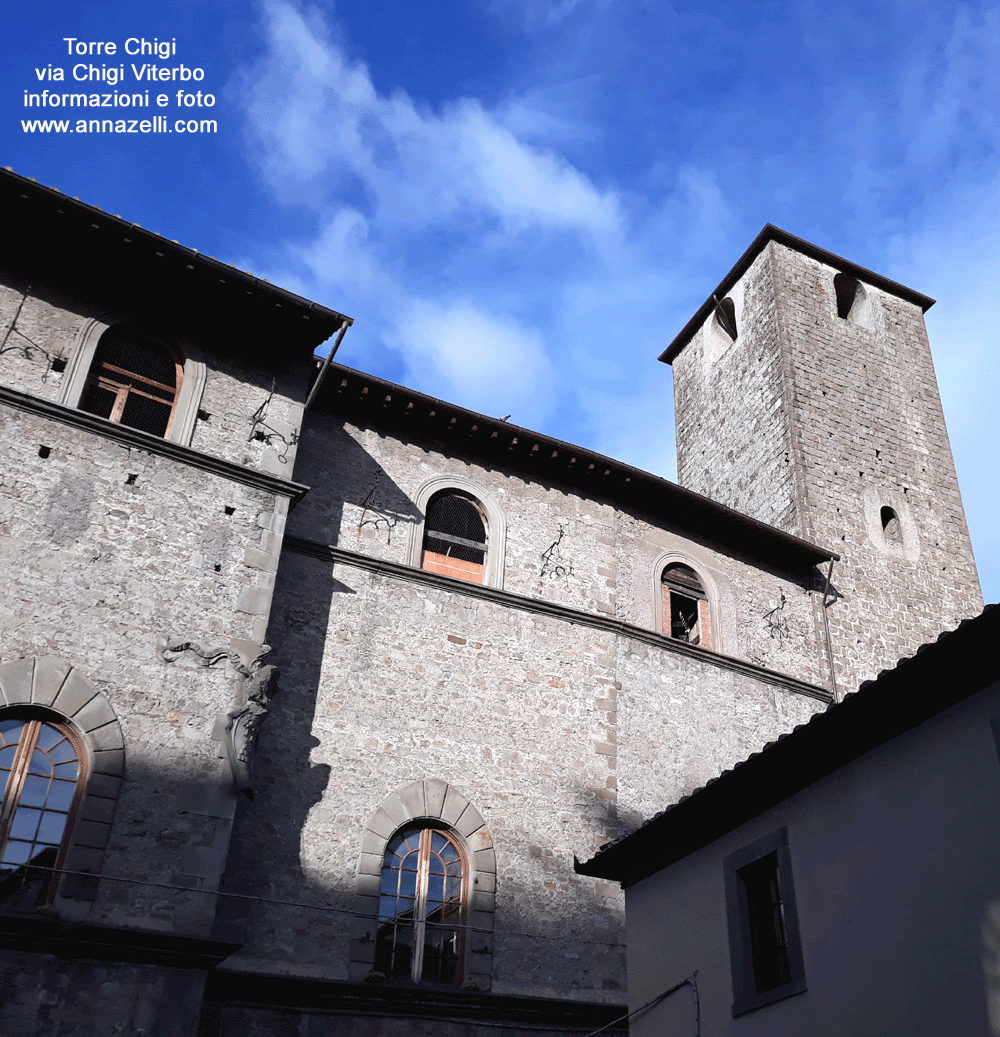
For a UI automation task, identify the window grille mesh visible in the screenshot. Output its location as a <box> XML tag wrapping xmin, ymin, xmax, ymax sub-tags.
<box><xmin>424</xmin><ymin>494</ymin><xmax>487</xmax><ymax>565</ymax></box>
<box><xmin>80</xmin><ymin>331</ymin><xmax>180</xmax><ymax>438</ymax></box>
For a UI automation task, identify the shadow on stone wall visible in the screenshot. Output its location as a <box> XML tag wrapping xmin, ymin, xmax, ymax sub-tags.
<box><xmin>211</xmin><ymin>541</ymin><xmax>337</xmax><ymax>949</ymax></box>
<box><xmin>287</xmin><ymin>417</ymin><xmax>421</xmax><ymax>549</ymax></box>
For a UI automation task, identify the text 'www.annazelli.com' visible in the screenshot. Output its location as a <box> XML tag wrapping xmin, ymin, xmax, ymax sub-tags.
<box><xmin>21</xmin><ymin>117</ymin><xmax>216</xmax><ymax>133</ymax></box>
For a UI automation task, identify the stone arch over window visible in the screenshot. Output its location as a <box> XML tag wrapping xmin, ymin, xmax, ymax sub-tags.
<box><xmin>407</xmin><ymin>477</ymin><xmax>506</xmax><ymax>589</ymax></box>
<box><xmin>352</xmin><ymin>779</ymin><xmax>495</xmax><ymax>991</ymax></box>
<box><xmin>863</xmin><ymin>490</ymin><xmax>919</xmax><ymax>561</ymax></box>
<box><xmin>0</xmin><ymin>656</ymin><xmax>124</xmax><ymax>916</ymax></box>
<box><xmin>60</xmin><ymin>319</ymin><xmax>207</xmax><ymax>446</ymax></box>
<box><xmin>833</xmin><ymin>272</ymin><xmax>873</xmax><ymax>328</ymax></box>
<box><xmin>652</xmin><ymin>554</ymin><xmax>719</xmax><ymax>651</ymax></box>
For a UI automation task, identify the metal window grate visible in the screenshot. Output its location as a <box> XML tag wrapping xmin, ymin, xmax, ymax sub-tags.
<box><xmin>80</xmin><ymin>331</ymin><xmax>181</xmax><ymax>438</ymax></box>
<box><xmin>424</xmin><ymin>494</ymin><xmax>487</xmax><ymax>565</ymax></box>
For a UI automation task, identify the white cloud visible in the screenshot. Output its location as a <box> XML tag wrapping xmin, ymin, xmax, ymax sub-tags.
<box><xmin>394</xmin><ymin>301</ymin><xmax>556</xmax><ymax>426</ymax></box>
<box><xmin>241</xmin><ymin>1</ymin><xmax>620</xmax><ymax>239</ymax></box>
<box><xmin>233</xmin><ymin>0</ymin><xmax>1000</xmax><ymax>605</ymax></box>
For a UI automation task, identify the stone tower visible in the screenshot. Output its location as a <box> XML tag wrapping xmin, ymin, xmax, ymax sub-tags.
<box><xmin>664</xmin><ymin>226</ymin><xmax>982</xmax><ymax>694</ymax></box>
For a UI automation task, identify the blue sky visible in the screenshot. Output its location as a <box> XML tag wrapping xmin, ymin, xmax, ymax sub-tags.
<box><xmin>5</xmin><ymin>0</ymin><xmax>998</xmax><ymax>603</ymax></box>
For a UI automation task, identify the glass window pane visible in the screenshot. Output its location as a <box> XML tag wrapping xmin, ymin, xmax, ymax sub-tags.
<box><xmin>47</xmin><ymin>739</ymin><xmax>76</xmax><ymax>764</ymax></box>
<box><xmin>53</xmin><ymin>761</ymin><xmax>79</xmax><ymax>781</ymax></box>
<box><xmin>36</xmin><ymin>812</ymin><xmax>68</xmax><ymax>845</ymax></box>
<box><xmin>427</xmin><ymin>873</ymin><xmax>444</xmax><ymax>903</ymax></box>
<box><xmin>1</xmin><ymin>840</ymin><xmax>33</xmax><ymax>868</ymax></box>
<box><xmin>0</xmin><ymin>745</ymin><xmax>17</xmax><ymax>768</ymax></box>
<box><xmin>0</xmin><ymin>719</ymin><xmax>25</xmax><ymax>742</ymax></box>
<box><xmin>18</xmin><ymin>773</ymin><xmax>50</xmax><ymax>808</ymax></box>
<box><xmin>34</xmin><ymin>726</ymin><xmax>62</xmax><ymax>752</ymax></box>
<box><xmin>399</xmin><ymin>870</ymin><xmax>417</xmax><ymax>897</ymax></box>
<box><xmin>28</xmin><ymin>750</ymin><xmax>53</xmax><ymax>777</ymax></box>
<box><xmin>9</xmin><ymin>807</ymin><xmax>42</xmax><ymax>841</ymax></box>
<box><xmin>46</xmin><ymin>779</ymin><xmax>76</xmax><ymax>812</ymax></box>
<box><xmin>431</xmin><ymin>832</ymin><xmax>447</xmax><ymax>853</ymax></box>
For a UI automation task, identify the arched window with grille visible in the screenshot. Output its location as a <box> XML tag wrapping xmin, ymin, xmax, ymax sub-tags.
<box><xmin>661</xmin><ymin>562</ymin><xmax>712</xmax><ymax>649</ymax></box>
<box><xmin>421</xmin><ymin>491</ymin><xmax>489</xmax><ymax>585</ymax></box>
<box><xmin>0</xmin><ymin>712</ymin><xmax>86</xmax><ymax>907</ymax></box>
<box><xmin>375</xmin><ymin>824</ymin><xmax>468</xmax><ymax>984</ymax></box>
<box><xmin>79</xmin><ymin>328</ymin><xmax>183</xmax><ymax>438</ymax></box>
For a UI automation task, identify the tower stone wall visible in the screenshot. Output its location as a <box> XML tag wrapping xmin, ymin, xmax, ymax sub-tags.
<box><xmin>670</xmin><ymin>233</ymin><xmax>983</xmax><ymax>691</ymax></box>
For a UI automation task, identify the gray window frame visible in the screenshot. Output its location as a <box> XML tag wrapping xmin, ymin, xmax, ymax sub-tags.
<box><xmin>724</xmin><ymin>826</ymin><xmax>807</xmax><ymax>1017</ymax></box>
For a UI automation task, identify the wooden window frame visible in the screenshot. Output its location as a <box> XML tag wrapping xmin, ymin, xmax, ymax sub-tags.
<box><xmin>375</xmin><ymin>825</ymin><xmax>468</xmax><ymax>985</ymax></box>
<box><xmin>0</xmin><ymin>712</ymin><xmax>88</xmax><ymax>907</ymax></box>
<box><xmin>80</xmin><ymin>332</ymin><xmax>184</xmax><ymax>439</ymax></box>
<box><xmin>661</xmin><ymin>563</ymin><xmax>712</xmax><ymax>649</ymax></box>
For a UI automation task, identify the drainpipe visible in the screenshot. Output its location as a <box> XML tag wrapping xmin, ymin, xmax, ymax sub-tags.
<box><xmin>304</xmin><ymin>317</ymin><xmax>351</xmax><ymax>415</ymax></box>
<box><xmin>820</xmin><ymin>557</ymin><xmax>839</xmax><ymax>703</ymax></box>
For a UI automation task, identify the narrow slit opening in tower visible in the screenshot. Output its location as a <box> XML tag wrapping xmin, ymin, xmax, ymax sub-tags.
<box><xmin>714</xmin><ymin>296</ymin><xmax>738</xmax><ymax>341</ymax></box>
<box><xmin>834</xmin><ymin>273</ymin><xmax>860</xmax><ymax>320</ymax></box>
<box><xmin>880</xmin><ymin>505</ymin><xmax>902</xmax><ymax>544</ymax></box>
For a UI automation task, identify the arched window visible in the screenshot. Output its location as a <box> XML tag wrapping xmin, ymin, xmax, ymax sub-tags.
<box><xmin>880</xmin><ymin>505</ymin><xmax>902</xmax><ymax>545</ymax></box>
<box><xmin>0</xmin><ymin>713</ymin><xmax>86</xmax><ymax>906</ymax></box>
<box><xmin>79</xmin><ymin>328</ymin><xmax>183</xmax><ymax>438</ymax></box>
<box><xmin>714</xmin><ymin>296</ymin><xmax>738</xmax><ymax>341</ymax></box>
<box><xmin>375</xmin><ymin>824</ymin><xmax>467</xmax><ymax>984</ymax></box>
<box><xmin>833</xmin><ymin>272</ymin><xmax>871</xmax><ymax>327</ymax></box>
<box><xmin>421</xmin><ymin>492</ymin><xmax>488</xmax><ymax>585</ymax></box>
<box><xmin>661</xmin><ymin>563</ymin><xmax>712</xmax><ymax>648</ymax></box>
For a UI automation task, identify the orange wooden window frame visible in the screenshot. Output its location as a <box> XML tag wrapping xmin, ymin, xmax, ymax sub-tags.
<box><xmin>82</xmin><ymin>338</ymin><xmax>184</xmax><ymax>438</ymax></box>
<box><xmin>0</xmin><ymin>715</ymin><xmax>88</xmax><ymax>903</ymax></box>
<box><xmin>376</xmin><ymin>826</ymin><xmax>468</xmax><ymax>984</ymax></box>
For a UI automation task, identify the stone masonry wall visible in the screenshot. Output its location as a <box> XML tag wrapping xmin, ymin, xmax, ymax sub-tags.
<box><xmin>673</xmin><ymin>248</ymin><xmax>802</xmax><ymax>536</ymax></box>
<box><xmin>671</xmin><ymin>240</ymin><xmax>983</xmax><ymax>692</ymax></box>
<box><xmin>0</xmin><ymin>270</ymin><xmax>309</xmax><ymax>478</ymax></box>
<box><xmin>770</xmin><ymin>243</ymin><xmax>982</xmax><ymax>689</ymax></box>
<box><xmin>221</xmin><ymin>537</ymin><xmax>827</xmax><ymax>1002</ymax></box>
<box><xmin>288</xmin><ymin>410</ymin><xmax>829</xmax><ymax>682</ymax></box>
<box><xmin>0</xmin><ymin>401</ymin><xmax>297</xmax><ymax>950</ymax></box>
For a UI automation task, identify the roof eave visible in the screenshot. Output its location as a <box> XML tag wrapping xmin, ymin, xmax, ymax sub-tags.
<box><xmin>577</xmin><ymin>604</ymin><xmax>999</xmax><ymax>886</ymax></box>
<box><xmin>659</xmin><ymin>225</ymin><xmax>936</xmax><ymax>365</ymax></box>
<box><xmin>0</xmin><ymin>167</ymin><xmax>352</xmax><ymax>352</ymax></box>
<box><xmin>319</xmin><ymin>363</ymin><xmax>840</xmax><ymax>572</ymax></box>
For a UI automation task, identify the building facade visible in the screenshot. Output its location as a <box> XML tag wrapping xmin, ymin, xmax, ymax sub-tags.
<box><xmin>579</xmin><ymin>606</ymin><xmax>1000</xmax><ymax>1036</ymax></box>
<box><xmin>0</xmin><ymin>169</ymin><xmax>982</xmax><ymax>1035</ymax></box>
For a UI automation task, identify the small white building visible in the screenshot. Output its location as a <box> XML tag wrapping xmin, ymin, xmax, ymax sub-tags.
<box><xmin>578</xmin><ymin>605</ymin><xmax>1000</xmax><ymax>1036</ymax></box>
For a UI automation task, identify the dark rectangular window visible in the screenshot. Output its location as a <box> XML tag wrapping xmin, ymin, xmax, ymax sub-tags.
<box><xmin>740</xmin><ymin>852</ymin><xmax>791</xmax><ymax>993</ymax></box>
<box><xmin>724</xmin><ymin>828</ymin><xmax>806</xmax><ymax>1016</ymax></box>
